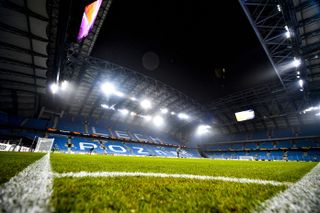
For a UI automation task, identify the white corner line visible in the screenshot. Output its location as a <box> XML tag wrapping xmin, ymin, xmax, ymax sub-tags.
<box><xmin>53</xmin><ymin>171</ymin><xmax>292</xmax><ymax>186</ymax></box>
<box><xmin>0</xmin><ymin>153</ymin><xmax>53</xmax><ymax>213</ymax></box>
<box><xmin>257</xmin><ymin>162</ymin><xmax>320</xmax><ymax>213</ymax></box>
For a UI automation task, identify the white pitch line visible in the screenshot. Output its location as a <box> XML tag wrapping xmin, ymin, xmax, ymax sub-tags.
<box><xmin>54</xmin><ymin>171</ymin><xmax>291</xmax><ymax>186</ymax></box>
<box><xmin>0</xmin><ymin>153</ymin><xmax>53</xmax><ymax>213</ymax></box>
<box><xmin>258</xmin><ymin>162</ymin><xmax>320</xmax><ymax>213</ymax></box>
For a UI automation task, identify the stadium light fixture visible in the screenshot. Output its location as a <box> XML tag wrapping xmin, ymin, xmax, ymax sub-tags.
<box><xmin>143</xmin><ymin>115</ymin><xmax>152</xmax><ymax>121</ymax></box>
<box><xmin>60</xmin><ymin>80</ymin><xmax>69</xmax><ymax>91</ymax></box>
<box><xmin>118</xmin><ymin>108</ymin><xmax>129</xmax><ymax>115</ymax></box>
<box><xmin>196</xmin><ymin>125</ymin><xmax>211</xmax><ymax>136</ymax></box>
<box><xmin>101</xmin><ymin>82</ymin><xmax>116</xmax><ymax>95</ymax></box>
<box><xmin>292</xmin><ymin>57</ymin><xmax>301</xmax><ymax>68</ymax></box>
<box><xmin>153</xmin><ymin>115</ymin><xmax>164</xmax><ymax>127</ymax></box>
<box><xmin>101</xmin><ymin>104</ymin><xmax>109</xmax><ymax>109</ymax></box>
<box><xmin>114</xmin><ymin>91</ymin><xmax>125</xmax><ymax>97</ymax></box>
<box><xmin>50</xmin><ymin>83</ymin><xmax>59</xmax><ymax>94</ymax></box>
<box><xmin>160</xmin><ymin>108</ymin><xmax>168</xmax><ymax>114</ymax></box>
<box><xmin>277</xmin><ymin>4</ymin><xmax>281</xmax><ymax>12</ymax></box>
<box><xmin>235</xmin><ymin>109</ymin><xmax>255</xmax><ymax>122</ymax></box>
<box><xmin>171</xmin><ymin>111</ymin><xmax>176</xmax><ymax>115</ymax></box>
<box><xmin>140</xmin><ymin>99</ymin><xmax>152</xmax><ymax>109</ymax></box>
<box><xmin>297</xmin><ymin>71</ymin><xmax>300</xmax><ymax>75</ymax></box>
<box><xmin>284</xmin><ymin>25</ymin><xmax>291</xmax><ymax>38</ymax></box>
<box><xmin>130</xmin><ymin>112</ymin><xmax>137</xmax><ymax>116</ymax></box>
<box><xmin>178</xmin><ymin>113</ymin><xmax>189</xmax><ymax>120</ymax></box>
<box><xmin>298</xmin><ymin>79</ymin><xmax>303</xmax><ymax>88</ymax></box>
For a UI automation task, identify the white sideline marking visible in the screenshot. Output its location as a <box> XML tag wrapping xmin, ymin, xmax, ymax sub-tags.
<box><xmin>258</xmin><ymin>163</ymin><xmax>320</xmax><ymax>213</ymax></box>
<box><xmin>0</xmin><ymin>154</ymin><xmax>53</xmax><ymax>213</ymax></box>
<box><xmin>54</xmin><ymin>171</ymin><xmax>291</xmax><ymax>186</ymax></box>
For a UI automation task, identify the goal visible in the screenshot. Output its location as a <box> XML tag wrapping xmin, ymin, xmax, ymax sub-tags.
<box><xmin>34</xmin><ymin>138</ymin><xmax>54</xmax><ymax>153</ymax></box>
<box><xmin>239</xmin><ymin>156</ymin><xmax>255</xmax><ymax>160</ymax></box>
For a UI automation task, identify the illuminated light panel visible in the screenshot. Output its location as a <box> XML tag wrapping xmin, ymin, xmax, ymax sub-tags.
<box><xmin>77</xmin><ymin>0</ymin><xmax>103</xmax><ymax>41</ymax></box>
<box><xmin>143</xmin><ymin>115</ymin><xmax>152</xmax><ymax>121</ymax></box>
<box><xmin>277</xmin><ymin>4</ymin><xmax>281</xmax><ymax>12</ymax></box>
<box><xmin>101</xmin><ymin>104</ymin><xmax>109</xmax><ymax>109</ymax></box>
<box><xmin>178</xmin><ymin>113</ymin><xmax>189</xmax><ymax>120</ymax></box>
<box><xmin>160</xmin><ymin>108</ymin><xmax>168</xmax><ymax>114</ymax></box>
<box><xmin>235</xmin><ymin>109</ymin><xmax>255</xmax><ymax>122</ymax></box>
<box><xmin>140</xmin><ymin>99</ymin><xmax>152</xmax><ymax>109</ymax></box>
<box><xmin>298</xmin><ymin>79</ymin><xmax>303</xmax><ymax>87</ymax></box>
<box><xmin>114</xmin><ymin>91</ymin><xmax>125</xmax><ymax>97</ymax></box>
<box><xmin>284</xmin><ymin>25</ymin><xmax>291</xmax><ymax>38</ymax></box>
<box><xmin>196</xmin><ymin>125</ymin><xmax>211</xmax><ymax>136</ymax></box>
<box><xmin>101</xmin><ymin>82</ymin><xmax>116</xmax><ymax>95</ymax></box>
<box><xmin>153</xmin><ymin>115</ymin><xmax>164</xmax><ymax>127</ymax></box>
<box><xmin>118</xmin><ymin>109</ymin><xmax>129</xmax><ymax>115</ymax></box>
<box><xmin>292</xmin><ymin>57</ymin><xmax>301</xmax><ymax>68</ymax></box>
<box><xmin>50</xmin><ymin>83</ymin><xmax>59</xmax><ymax>94</ymax></box>
<box><xmin>60</xmin><ymin>80</ymin><xmax>68</xmax><ymax>91</ymax></box>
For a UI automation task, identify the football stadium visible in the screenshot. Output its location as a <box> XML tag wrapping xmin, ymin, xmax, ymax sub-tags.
<box><xmin>0</xmin><ymin>0</ymin><xmax>320</xmax><ymax>212</ymax></box>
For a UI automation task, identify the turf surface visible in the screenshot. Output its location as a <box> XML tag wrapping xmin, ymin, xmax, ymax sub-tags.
<box><xmin>52</xmin><ymin>177</ymin><xmax>285</xmax><ymax>213</ymax></box>
<box><xmin>0</xmin><ymin>152</ymin><xmax>45</xmax><ymax>184</ymax></box>
<box><xmin>51</xmin><ymin>154</ymin><xmax>317</xmax><ymax>182</ymax></box>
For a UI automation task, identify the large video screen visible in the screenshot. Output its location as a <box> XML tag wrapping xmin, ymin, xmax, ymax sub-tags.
<box><xmin>77</xmin><ymin>0</ymin><xmax>103</xmax><ymax>41</ymax></box>
<box><xmin>235</xmin><ymin>109</ymin><xmax>255</xmax><ymax>122</ymax></box>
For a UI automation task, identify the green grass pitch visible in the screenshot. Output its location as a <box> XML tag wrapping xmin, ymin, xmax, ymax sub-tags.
<box><xmin>0</xmin><ymin>152</ymin><xmax>44</xmax><ymax>184</ymax></box>
<box><xmin>50</xmin><ymin>154</ymin><xmax>316</xmax><ymax>212</ymax></box>
<box><xmin>0</xmin><ymin>152</ymin><xmax>317</xmax><ymax>212</ymax></box>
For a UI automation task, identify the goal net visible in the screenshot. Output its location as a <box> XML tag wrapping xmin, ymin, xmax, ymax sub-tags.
<box><xmin>239</xmin><ymin>156</ymin><xmax>254</xmax><ymax>160</ymax></box>
<box><xmin>34</xmin><ymin>138</ymin><xmax>54</xmax><ymax>153</ymax></box>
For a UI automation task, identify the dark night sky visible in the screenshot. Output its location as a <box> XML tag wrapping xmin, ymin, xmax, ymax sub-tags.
<box><xmin>92</xmin><ymin>0</ymin><xmax>277</xmax><ymax>103</ymax></box>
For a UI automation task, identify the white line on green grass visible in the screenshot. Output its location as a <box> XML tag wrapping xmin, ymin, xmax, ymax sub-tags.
<box><xmin>0</xmin><ymin>153</ymin><xmax>53</xmax><ymax>213</ymax></box>
<box><xmin>53</xmin><ymin>171</ymin><xmax>292</xmax><ymax>186</ymax></box>
<box><xmin>257</xmin><ymin>162</ymin><xmax>320</xmax><ymax>213</ymax></box>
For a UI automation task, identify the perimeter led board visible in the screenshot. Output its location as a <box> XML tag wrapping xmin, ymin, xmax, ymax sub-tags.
<box><xmin>235</xmin><ymin>109</ymin><xmax>255</xmax><ymax>122</ymax></box>
<box><xmin>77</xmin><ymin>0</ymin><xmax>102</xmax><ymax>41</ymax></box>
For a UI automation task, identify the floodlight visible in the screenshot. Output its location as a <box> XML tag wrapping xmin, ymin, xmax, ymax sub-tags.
<box><xmin>284</xmin><ymin>25</ymin><xmax>291</xmax><ymax>38</ymax></box>
<box><xmin>178</xmin><ymin>113</ymin><xmax>189</xmax><ymax>120</ymax></box>
<box><xmin>130</xmin><ymin>97</ymin><xmax>137</xmax><ymax>101</ymax></box>
<box><xmin>292</xmin><ymin>57</ymin><xmax>301</xmax><ymax>68</ymax></box>
<box><xmin>160</xmin><ymin>108</ymin><xmax>168</xmax><ymax>114</ymax></box>
<box><xmin>101</xmin><ymin>82</ymin><xmax>116</xmax><ymax>95</ymax></box>
<box><xmin>153</xmin><ymin>115</ymin><xmax>164</xmax><ymax>127</ymax></box>
<box><xmin>196</xmin><ymin>125</ymin><xmax>211</xmax><ymax>136</ymax></box>
<box><xmin>114</xmin><ymin>91</ymin><xmax>125</xmax><ymax>97</ymax></box>
<box><xmin>130</xmin><ymin>112</ymin><xmax>137</xmax><ymax>116</ymax></box>
<box><xmin>50</xmin><ymin>83</ymin><xmax>59</xmax><ymax>94</ymax></box>
<box><xmin>298</xmin><ymin>79</ymin><xmax>303</xmax><ymax>87</ymax></box>
<box><xmin>277</xmin><ymin>4</ymin><xmax>281</xmax><ymax>12</ymax></box>
<box><xmin>118</xmin><ymin>109</ymin><xmax>129</xmax><ymax>115</ymax></box>
<box><xmin>140</xmin><ymin>99</ymin><xmax>152</xmax><ymax>109</ymax></box>
<box><xmin>171</xmin><ymin>111</ymin><xmax>176</xmax><ymax>115</ymax></box>
<box><xmin>101</xmin><ymin>104</ymin><xmax>108</xmax><ymax>109</ymax></box>
<box><xmin>297</xmin><ymin>71</ymin><xmax>300</xmax><ymax>75</ymax></box>
<box><xmin>143</xmin><ymin>115</ymin><xmax>152</xmax><ymax>121</ymax></box>
<box><xmin>235</xmin><ymin>109</ymin><xmax>255</xmax><ymax>122</ymax></box>
<box><xmin>60</xmin><ymin>80</ymin><xmax>68</xmax><ymax>91</ymax></box>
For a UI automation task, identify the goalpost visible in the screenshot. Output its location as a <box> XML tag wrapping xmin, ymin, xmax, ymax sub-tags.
<box><xmin>34</xmin><ymin>138</ymin><xmax>54</xmax><ymax>153</ymax></box>
<box><xmin>239</xmin><ymin>156</ymin><xmax>255</xmax><ymax>160</ymax></box>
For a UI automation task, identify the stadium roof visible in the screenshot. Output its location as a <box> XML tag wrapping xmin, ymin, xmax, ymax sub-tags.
<box><xmin>0</xmin><ymin>0</ymin><xmax>319</xmax><ymax>138</ymax></box>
